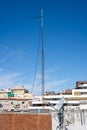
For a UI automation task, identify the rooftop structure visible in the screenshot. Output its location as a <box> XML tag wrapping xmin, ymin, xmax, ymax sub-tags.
<box><xmin>76</xmin><ymin>81</ymin><xmax>87</xmax><ymax>88</ymax></box>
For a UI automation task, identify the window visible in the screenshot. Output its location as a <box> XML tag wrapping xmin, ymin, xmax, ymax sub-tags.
<box><xmin>81</xmin><ymin>92</ymin><xmax>87</xmax><ymax>95</ymax></box>
<box><xmin>22</xmin><ymin>101</ymin><xmax>25</xmax><ymax>104</ymax></box>
<box><xmin>11</xmin><ymin>102</ymin><xmax>13</xmax><ymax>104</ymax></box>
<box><xmin>74</xmin><ymin>92</ymin><xmax>81</xmax><ymax>95</ymax></box>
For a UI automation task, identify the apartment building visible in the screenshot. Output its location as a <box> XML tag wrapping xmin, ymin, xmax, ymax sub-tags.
<box><xmin>0</xmin><ymin>85</ymin><xmax>33</xmax><ymax>111</ymax></box>
<box><xmin>0</xmin><ymin>85</ymin><xmax>33</xmax><ymax>99</ymax></box>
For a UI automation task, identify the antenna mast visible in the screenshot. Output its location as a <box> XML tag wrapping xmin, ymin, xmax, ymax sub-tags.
<box><xmin>41</xmin><ymin>9</ymin><xmax>44</xmax><ymax>99</ymax></box>
<box><xmin>30</xmin><ymin>9</ymin><xmax>44</xmax><ymax>99</ymax></box>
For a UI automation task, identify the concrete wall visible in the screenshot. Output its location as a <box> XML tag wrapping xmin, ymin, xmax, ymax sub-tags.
<box><xmin>52</xmin><ymin>110</ymin><xmax>87</xmax><ymax>130</ymax></box>
<box><xmin>0</xmin><ymin>100</ymin><xmax>29</xmax><ymax>111</ymax></box>
<box><xmin>0</xmin><ymin>113</ymin><xmax>52</xmax><ymax>130</ymax></box>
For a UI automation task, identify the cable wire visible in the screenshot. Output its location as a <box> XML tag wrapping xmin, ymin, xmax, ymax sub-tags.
<box><xmin>31</xmin><ymin>25</ymin><xmax>41</xmax><ymax>94</ymax></box>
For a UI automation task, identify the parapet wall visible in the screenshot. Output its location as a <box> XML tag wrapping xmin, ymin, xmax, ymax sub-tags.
<box><xmin>0</xmin><ymin>113</ymin><xmax>52</xmax><ymax>130</ymax></box>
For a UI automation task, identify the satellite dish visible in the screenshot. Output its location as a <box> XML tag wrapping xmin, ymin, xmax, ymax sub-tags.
<box><xmin>54</xmin><ymin>97</ymin><xmax>64</xmax><ymax>111</ymax></box>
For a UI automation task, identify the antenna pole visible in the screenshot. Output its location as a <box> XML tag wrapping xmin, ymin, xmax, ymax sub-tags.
<box><xmin>41</xmin><ymin>9</ymin><xmax>44</xmax><ymax>99</ymax></box>
<box><xmin>30</xmin><ymin>9</ymin><xmax>44</xmax><ymax>99</ymax></box>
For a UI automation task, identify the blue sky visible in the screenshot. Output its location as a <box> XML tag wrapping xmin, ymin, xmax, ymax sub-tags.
<box><xmin>0</xmin><ymin>0</ymin><xmax>87</xmax><ymax>95</ymax></box>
